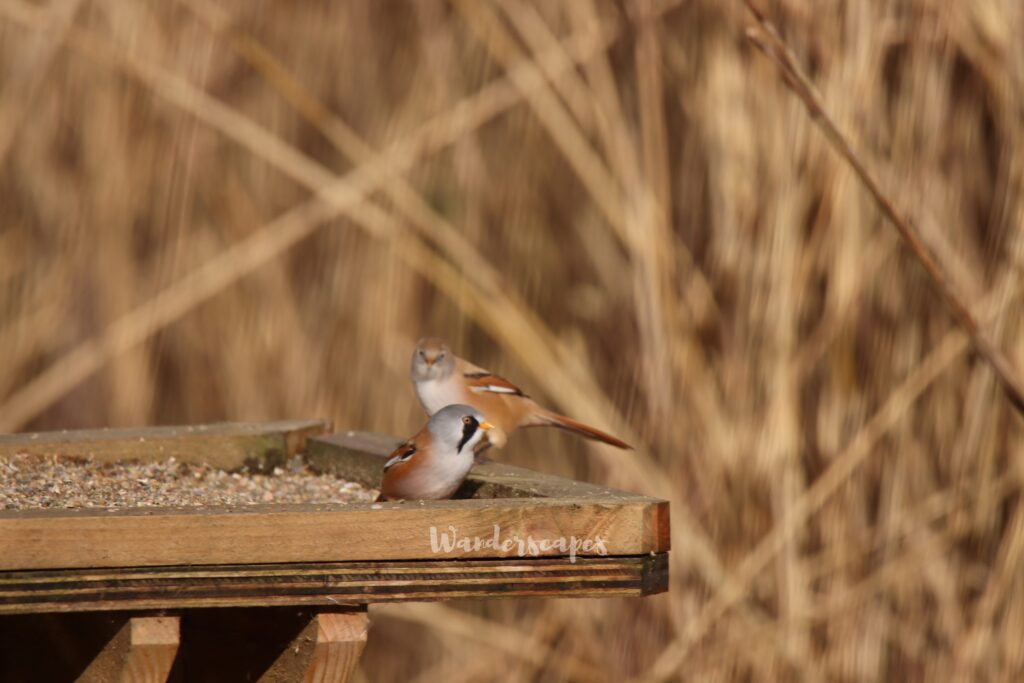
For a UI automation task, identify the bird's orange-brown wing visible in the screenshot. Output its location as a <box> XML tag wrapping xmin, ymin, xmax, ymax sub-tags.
<box><xmin>383</xmin><ymin>441</ymin><xmax>417</xmax><ymax>471</ymax></box>
<box><xmin>461</xmin><ymin>370</ymin><xmax>528</xmax><ymax>398</ymax></box>
<box><xmin>451</xmin><ymin>356</ymin><xmax>535</xmax><ymax>441</ymax></box>
<box><xmin>377</xmin><ymin>440</ymin><xmax>419</xmax><ymax>501</ymax></box>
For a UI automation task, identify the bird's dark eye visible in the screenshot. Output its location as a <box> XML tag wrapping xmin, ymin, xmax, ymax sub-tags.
<box><xmin>462</xmin><ymin>416</ymin><xmax>471</xmax><ymax>424</ymax></box>
<box><xmin>437</xmin><ymin>352</ymin><xmax>445</xmax><ymax>360</ymax></box>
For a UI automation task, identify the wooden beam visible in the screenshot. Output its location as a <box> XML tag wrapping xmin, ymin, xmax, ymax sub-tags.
<box><xmin>258</xmin><ymin>609</ymin><xmax>368</xmax><ymax>683</ymax></box>
<box><xmin>122</xmin><ymin>617</ymin><xmax>180</xmax><ymax>683</ymax></box>
<box><xmin>0</xmin><ymin>420</ymin><xmax>330</xmax><ymax>470</ymax></box>
<box><xmin>76</xmin><ymin>616</ymin><xmax>179</xmax><ymax>683</ymax></box>
<box><xmin>0</xmin><ymin>494</ymin><xmax>666</xmax><ymax>570</ymax></box>
<box><xmin>305</xmin><ymin>612</ymin><xmax>368</xmax><ymax>683</ymax></box>
<box><xmin>0</xmin><ymin>555</ymin><xmax>668</xmax><ymax>614</ymax></box>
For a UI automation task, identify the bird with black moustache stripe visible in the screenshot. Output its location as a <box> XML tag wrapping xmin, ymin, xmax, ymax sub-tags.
<box><xmin>376</xmin><ymin>404</ymin><xmax>493</xmax><ymax>502</ymax></box>
<box><xmin>410</xmin><ymin>337</ymin><xmax>630</xmax><ymax>451</ymax></box>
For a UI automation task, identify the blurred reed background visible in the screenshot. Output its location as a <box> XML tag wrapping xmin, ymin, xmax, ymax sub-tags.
<box><xmin>2</xmin><ymin>0</ymin><xmax>1024</xmax><ymax>680</ymax></box>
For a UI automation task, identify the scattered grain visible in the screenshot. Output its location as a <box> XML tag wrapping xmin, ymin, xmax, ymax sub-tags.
<box><xmin>0</xmin><ymin>454</ymin><xmax>378</xmax><ymax>510</ymax></box>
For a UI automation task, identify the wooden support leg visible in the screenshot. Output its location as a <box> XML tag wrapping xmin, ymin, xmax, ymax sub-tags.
<box><xmin>122</xmin><ymin>617</ymin><xmax>180</xmax><ymax>683</ymax></box>
<box><xmin>259</xmin><ymin>609</ymin><xmax>369</xmax><ymax>683</ymax></box>
<box><xmin>305</xmin><ymin>611</ymin><xmax>369</xmax><ymax>683</ymax></box>
<box><xmin>77</xmin><ymin>616</ymin><xmax>180</xmax><ymax>683</ymax></box>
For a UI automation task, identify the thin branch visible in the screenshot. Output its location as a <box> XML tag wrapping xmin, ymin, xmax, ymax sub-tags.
<box><xmin>743</xmin><ymin>0</ymin><xmax>1024</xmax><ymax>416</ymax></box>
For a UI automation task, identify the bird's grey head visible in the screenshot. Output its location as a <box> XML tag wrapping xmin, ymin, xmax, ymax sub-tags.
<box><xmin>428</xmin><ymin>404</ymin><xmax>492</xmax><ymax>455</ymax></box>
<box><xmin>411</xmin><ymin>337</ymin><xmax>455</xmax><ymax>382</ymax></box>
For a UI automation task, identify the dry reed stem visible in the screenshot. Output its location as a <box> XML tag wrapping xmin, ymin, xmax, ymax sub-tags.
<box><xmin>180</xmin><ymin>0</ymin><xmax>735</xmax><ymax>613</ymax></box>
<box><xmin>374</xmin><ymin>603</ymin><xmax>611</xmax><ymax>683</ymax></box>
<box><xmin>0</xmin><ymin>6</ymin><xmax>703</xmax><ymax>671</ymax></box>
<box><xmin>643</xmin><ymin>275</ymin><xmax>1024</xmax><ymax>680</ymax></box>
<box><xmin>631</xmin><ymin>0</ymin><xmax>681</xmax><ymax>426</ymax></box>
<box><xmin>744</xmin><ymin>0</ymin><xmax>1024</xmax><ymax>416</ymax></box>
<box><xmin>495</xmin><ymin>1</ymin><xmax>605</xmax><ymax>143</ymax></box>
<box><xmin>451</xmin><ymin>0</ymin><xmax>630</xmax><ymax>247</ymax></box>
<box><xmin>3</xmin><ymin>1</ymin><xmax>1021</xmax><ymax>678</ymax></box>
<box><xmin>0</xmin><ymin>0</ymin><xmax>82</xmax><ymax>165</ymax></box>
<box><xmin>191</xmin><ymin>3</ymin><xmax>829</xmax><ymax>665</ymax></box>
<box><xmin>3</xmin><ymin>4</ymin><xmax>722</xmax><ymax>611</ymax></box>
<box><xmin>800</xmin><ymin>477</ymin><xmax>1020</xmax><ymax>622</ymax></box>
<box><xmin>177</xmin><ymin>0</ymin><xmax>683</xmax><ymax>489</ymax></box>
<box><xmin>0</xmin><ymin>0</ymin><xmax>614</xmax><ymax>431</ymax></box>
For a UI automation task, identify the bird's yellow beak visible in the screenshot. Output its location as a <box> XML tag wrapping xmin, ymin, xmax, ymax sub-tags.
<box><xmin>480</xmin><ymin>421</ymin><xmax>494</xmax><ymax>431</ymax></box>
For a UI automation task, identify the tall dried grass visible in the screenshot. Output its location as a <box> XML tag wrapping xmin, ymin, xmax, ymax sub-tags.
<box><xmin>1</xmin><ymin>0</ymin><xmax>1023</xmax><ymax>680</ymax></box>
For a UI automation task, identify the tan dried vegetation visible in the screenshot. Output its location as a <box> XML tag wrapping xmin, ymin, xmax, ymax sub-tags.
<box><xmin>1</xmin><ymin>0</ymin><xmax>1023</xmax><ymax>680</ymax></box>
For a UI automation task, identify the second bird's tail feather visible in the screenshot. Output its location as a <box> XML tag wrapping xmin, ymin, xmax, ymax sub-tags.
<box><xmin>535</xmin><ymin>411</ymin><xmax>632</xmax><ymax>449</ymax></box>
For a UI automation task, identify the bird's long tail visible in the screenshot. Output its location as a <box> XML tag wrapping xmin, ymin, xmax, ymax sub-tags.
<box><xmin>534</xmin><ymin>411</ymin><xmax>632</xmax><ymax>449</ymax></box>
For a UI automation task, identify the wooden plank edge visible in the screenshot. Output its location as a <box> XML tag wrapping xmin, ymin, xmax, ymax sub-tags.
<box><xmin>0</xmin><ymin>554</ymin><xmax>667</xmax><ymax>614</ymax></box>
<box><xmin>0</xmin><ymin>497</ymin><xmax>667</xmax><ymax>569</ymax></box>
<box><xmin>0</xmin><ymin>420</ymin><xmax>331</xmax><ymax>470</ymax></box>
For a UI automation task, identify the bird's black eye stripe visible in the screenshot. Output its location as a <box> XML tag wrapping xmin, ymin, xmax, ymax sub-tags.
<box><xmin>456</xmin><ymin>417</ymin><xmax>479</xmax><ymax>453</ymax></box>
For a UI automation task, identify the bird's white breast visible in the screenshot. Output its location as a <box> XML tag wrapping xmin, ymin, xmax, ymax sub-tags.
<box><xmin>415</xmin><ymin>376</ymin><xmax>464</xmax><ymax>416</ymax></box>
<box><xmin>413</xmin><ymin>449</ymin><xmax>474</xmax><ymax>499</ymax></box>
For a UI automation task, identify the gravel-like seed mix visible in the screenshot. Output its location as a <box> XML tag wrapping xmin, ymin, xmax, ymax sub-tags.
<box><xmin>0</xmin><ymin>454</ymin><xmax>379</xmax><ymax>510</ymax></box>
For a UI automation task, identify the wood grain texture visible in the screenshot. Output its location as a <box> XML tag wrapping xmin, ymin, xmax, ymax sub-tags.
<box><xmin>0</xmin><ymin>432</ymin><xmax>667</xmax><ymax>572</ymax></box>
<box><xmin>305</xmin><ymin>612</ymin><xmax>368</xmax><ymax>683</ymax></box>
<box><xmin>0</xmin><ymin>555</ymin><xmax>668</xmax><ymax>614</ymax></box>
<box><xmin>75</xmin><ymin>616</ymin><xmax>179</xmax><ymax>683</ymax></box>
<box><xmin>0</xmin><ymin>496</ymin><xmax>665</xmax><ymax>570</ymax></box>
<box><xmin>257</xmin><ymin>609</ymin><xmax>368</xmax><ymax>683</ymax></box>
<box><xmin>0</xmin><ymin>420</ymin><xmax>329</xmax><ymax>470</ymax></box>
<box><xmin>122</xmin><ymin>617</ymin><xmax>180</xmax><ymax>683</ymax></box>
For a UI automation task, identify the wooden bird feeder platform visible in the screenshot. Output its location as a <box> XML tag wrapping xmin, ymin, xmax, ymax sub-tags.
<box><xmin>0</xmin><ymin>420</ymin><xmax>669</xmax><ymax>682</ymax></box>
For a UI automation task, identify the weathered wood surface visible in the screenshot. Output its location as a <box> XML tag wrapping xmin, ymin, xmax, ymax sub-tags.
<box><xmin>0</xmin><ymin>555</ymin><xmax>667</xmax><ymax>614</ymax></box>
<box><xmin>75</xmin><ymin>616</ymin><xmax>179</xmax><ymax>683</ymax></box>
<box><xmin>303</xmin><ymin>612</ymin><xmax>368</xmax><ymax>683</ymax></box>
<box><xmin>0</xmin><ymin>423</ymin><xmax>670</xmax><ymax>616</ymax></box>
<box><xmin>258</xmin><ymin>609</ymin><xmax>368</xmax><ymax>683</ymax></box>
<box><xmin>0</xmin><ymin>430</ymin><xmax>668</xmax><ymax>571</ymax></box>
<box><xmin>0</xmin><ymin>420</ymin><xmax>330</xmax><ymax>470</ymax></box>
<box><xmin>122</xmin><ymin>617</ymin><xmax>180</xmax><ymax>683</ymax></box>
<box><xmin>0</xmin><ymin>496</ymin><xmax>666</xmax><ymax>570</ymax></box>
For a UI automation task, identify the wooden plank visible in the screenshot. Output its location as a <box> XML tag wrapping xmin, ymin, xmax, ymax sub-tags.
<box><xmin>0</xmin><ymin>494</ymin><xmax>666</xmax><ymax>570</ymax></box>
<box><xmin>0</xmin><ymin>555</ymin><xmax>668</xmax><ymax>614</ymax></box>
<box><xmin>75</xmin><ymin>616</ymin><xmax>179</xmax><ymax>683</ymax></box>
<box><xmin>0</xmin><ymin>425</ymin><xmax>668</xmax><ymax>580</ymax></box>
<box><xmin>0</xmin><ymin>421</ymin><xmax>330</xmax><ymax>470</ymax></box>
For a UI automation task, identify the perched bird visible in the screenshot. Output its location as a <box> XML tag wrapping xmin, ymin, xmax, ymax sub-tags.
<box><xmin>377</xmin><ymin>404</ymin><xmax>493</xmax><ymax>501</ymax></box>
<box><xmin>410</xmin><ymin>337</ymin><xmax>630</xmax><ymax>450</ymax></box>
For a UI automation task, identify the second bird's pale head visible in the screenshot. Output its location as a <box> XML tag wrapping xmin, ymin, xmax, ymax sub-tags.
<box><xmin>411</xmin><ymin>337</ymin><xmax>456</xmax><ymax>381</ymax></box>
